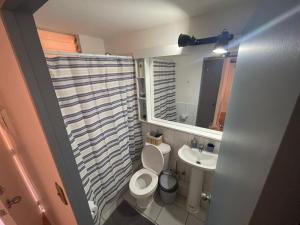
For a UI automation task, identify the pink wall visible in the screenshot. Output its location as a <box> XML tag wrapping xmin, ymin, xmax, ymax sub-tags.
<box><xmin>0</xmin><ymin>16</ymin><xmax>78</xmax><ymax>225</ymax></box>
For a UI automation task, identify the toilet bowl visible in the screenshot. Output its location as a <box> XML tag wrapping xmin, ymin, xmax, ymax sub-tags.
<box><xmin>129</xmin><ymin>145</ymin><xmax>164</xmax><ymax>209</ymax></box>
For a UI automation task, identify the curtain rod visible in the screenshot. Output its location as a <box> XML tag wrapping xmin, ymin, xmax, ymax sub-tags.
<box><xmin>44</xmin><ymin>51</ymin><xmax>129</xmax><ymax>58</ymax></box>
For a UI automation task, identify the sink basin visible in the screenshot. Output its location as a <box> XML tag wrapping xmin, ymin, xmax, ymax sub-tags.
<box><xmin>178</xmin><ymin>145</ymin><xmax>218</xmax><ymax>171</ymax></box>
<box><xmin>178</xmin><ymin>145</ymin><xmax>218</xmax><ymax>214</ymax></box>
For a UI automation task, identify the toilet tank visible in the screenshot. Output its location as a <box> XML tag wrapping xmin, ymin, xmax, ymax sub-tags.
<box><xmin>145</xmin><ymin>142</ymin><xmax>171</xmax><ymax>170</ymax></box>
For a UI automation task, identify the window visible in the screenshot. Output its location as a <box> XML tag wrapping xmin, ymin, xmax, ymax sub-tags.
<box><xmin>37</xmin><ymin>29</ymin><xmax>80</xmax><ymax>53</ymax></box>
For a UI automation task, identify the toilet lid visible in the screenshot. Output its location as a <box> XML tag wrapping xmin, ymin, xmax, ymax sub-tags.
<box><xmin>141</xmin><ymin>145</ymin><xmax>164</xmax><ymax>174</ymax></box>
<box><xmin>145</xmin><ymin>142</ymin><xmax>171</xmax><ymax>154</ymax></box>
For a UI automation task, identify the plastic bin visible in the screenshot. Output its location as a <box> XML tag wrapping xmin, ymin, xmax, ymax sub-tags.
<box><xmin>159</xmin><ymin>170</ymin><xmax>178</xmax><ymax>204</ymax></box>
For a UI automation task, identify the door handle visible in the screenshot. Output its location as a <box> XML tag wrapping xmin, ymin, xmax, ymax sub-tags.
<box><xmin>6</xmin><ymin>196</ymin><xmax>22</xmax><ymax>208</ymax></box>
<box><xmin>201</xmin><ymin>192</ymin><xmax>212</xmax><ymax>202</ymax></box>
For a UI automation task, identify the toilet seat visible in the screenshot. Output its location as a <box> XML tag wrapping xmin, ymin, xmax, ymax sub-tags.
<box><xmin>129</xmin><ymin>168</ymin><xmax>158</xmax><ymax>198</ymax></box>
<box><xmin>129</xmin><ymin>145</ymin><xmax>164</xmax><ymax>199</ymax></box>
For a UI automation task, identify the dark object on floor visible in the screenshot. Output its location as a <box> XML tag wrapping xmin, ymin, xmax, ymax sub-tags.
<box><xmin>103</xmin><ymin>200</ymin><xmax>155</xmax><ymax>225</ymax></box>
<box><xmin>159</xmin><ymin>170</ymin><xmax>178</xmax><ymax>204</ymax></box>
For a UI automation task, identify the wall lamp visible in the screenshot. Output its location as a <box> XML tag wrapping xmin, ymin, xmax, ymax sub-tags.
<box><xmin>178</xmin><ymin>30</ymin><xmax>234</xmax><ymax>54</ymax></box>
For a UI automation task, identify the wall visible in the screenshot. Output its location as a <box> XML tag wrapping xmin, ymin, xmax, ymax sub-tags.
<box><xmin>78</xmin><ymin>34</ymin><xmax>105</xmax><ymax>54</ymax></box>
<box><xmin>0</xmin><ymin>16</ymin><xmax>78</xmax><ymax>225</ymax></box>
<box><xmin>105</xmin><ymin>2</ymin><xmax>257</xmax><ymax>55</ymax></box>
<box><xmin>141</xmin><ymin>122</ymin><xmax>220</xmax><ymax>209</ymax></box>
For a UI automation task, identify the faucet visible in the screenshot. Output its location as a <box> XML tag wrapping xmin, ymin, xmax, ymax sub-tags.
<box><xmin>198</xmin><ymin>144</ymin><xmax>204</xmax><ymax>152</ymax></box>
<box><xmin>191</xmin><ymin>137</ymin><xmax>204</xmax><ymax>152</ymax></box>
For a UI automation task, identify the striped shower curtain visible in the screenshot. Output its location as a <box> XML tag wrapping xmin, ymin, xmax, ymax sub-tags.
<box><xmin>153</xmin><ymin>59</ymin><xmax>177</xmax><ymax>121</ymax></box>
<box><xmin>46</xmin><ymin>55</ymin><xmax>143</xmax><ymax>225</ymax></box>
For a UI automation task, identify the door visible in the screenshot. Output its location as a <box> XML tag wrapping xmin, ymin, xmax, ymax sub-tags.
<box><xmin>205</xmin><ymin>1</ymin><xmax>300</xmax><ymax>225</ymax></box>
<box><xmin>0</xmin><ymin>124</ymin><xmax>42</xmax><ymax>225</ymax></box>
<box><xmin>196</xmin><ymin>58</ymin><xmax>224</xmax><ymax>127</ymax></box>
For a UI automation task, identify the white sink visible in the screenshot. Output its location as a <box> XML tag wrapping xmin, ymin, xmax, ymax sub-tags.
<box><xmin>178</xmin><ymin>145</ymin><xmax>218</xmax><ymax>171</ymax></box>
<box><xmin>178</xmin><ymin>145</ymin><xmax>218</xmax><ymax>214</ymax></box>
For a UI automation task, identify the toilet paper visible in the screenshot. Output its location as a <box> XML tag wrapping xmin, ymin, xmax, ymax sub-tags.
<box><xmin>88</xmin><ymin>200</ymin><xmax>98</xmax><ymax>218</ymax></box>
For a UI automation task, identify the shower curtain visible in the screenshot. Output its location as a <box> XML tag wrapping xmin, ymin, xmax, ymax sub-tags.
<box><xmin>46</xmin><ymin>55</ymin><xmax>143</xmax><ymax>225</ymax></box>
<box><xmin>153</xmin><ymin>59</ymin><xmax>177</xmax><ymax>121</ymax></box>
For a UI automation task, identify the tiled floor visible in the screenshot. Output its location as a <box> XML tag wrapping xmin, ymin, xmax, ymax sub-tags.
<box><xmin>101</xmin><ymin>190</ymin><xmax>207</xmax><ymax>225</ymax></box>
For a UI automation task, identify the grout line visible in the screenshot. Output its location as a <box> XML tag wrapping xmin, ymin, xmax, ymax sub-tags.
<box><xmin>155</xmin><ymin>202</ymin><xmax>164</xmax><ymax>223</ymax></box>
<box><xmin>155</xmin><ymin>194</ymin><xmax>165</xmax><ymax>223</ymax></box>
<box><xmin>185</xmin><ymin>213</ymin><xmax>190</xmax><ymax>225</ymax></box>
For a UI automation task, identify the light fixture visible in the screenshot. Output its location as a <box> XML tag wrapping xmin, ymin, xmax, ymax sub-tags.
<box><xmin>178</xmin><ymin>30</ymin><xmax>234</xmax><ymax>55</ymax></box>
<box><xmin>213</xmin><ymin>47</ymin><xmax>228</xmax><ymax>54</ymax></box>
<box><xmin>212</xmin><ymin>29</ymin><xmax>233</xmax><ymax>55</ymax></box>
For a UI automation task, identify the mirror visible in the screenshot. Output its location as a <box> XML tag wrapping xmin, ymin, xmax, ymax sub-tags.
<box><xmin>151</xmin><ymin>50</ymin><xmax>237</xmax><ymax>132</ymax></box>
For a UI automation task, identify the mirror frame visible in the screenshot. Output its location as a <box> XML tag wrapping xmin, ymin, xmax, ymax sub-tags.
<box><xmin>134</xmin><ymin>44</ymin><xmax>223</xmax><ymax>141</ymax></box>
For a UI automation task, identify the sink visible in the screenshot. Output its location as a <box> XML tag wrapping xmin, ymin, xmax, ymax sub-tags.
<box><xmin>178</xmin><ymin>145</ymin><xmax>218</xmax><ymax>214</ymax></box>
<box><xmin>178</xmin><ymin>145</ymin><xmax>218</xmax><ymax>171</ymax></box>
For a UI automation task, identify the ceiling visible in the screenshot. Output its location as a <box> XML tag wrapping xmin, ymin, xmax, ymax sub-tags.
<box><xmin>34</xmin><ymin>0</ymin><xmax>251</xmax><ymax>39</ymax></box>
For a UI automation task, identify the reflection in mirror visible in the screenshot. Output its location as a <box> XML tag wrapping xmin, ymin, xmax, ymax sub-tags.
<box><xmin>153</xmin><ymin>51</ymin><xmax>237</xmax><ymax>131</ymax></box>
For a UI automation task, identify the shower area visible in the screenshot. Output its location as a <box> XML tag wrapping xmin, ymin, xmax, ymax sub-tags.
<box><xmin>153</xmin><ymin>58</ymin><xmax>176</xmax><ymax>121</ymax></box>
<box><xmin>45</xmin><ymin>53</ymin><xmax>143</xmax><ymax>225</ymax></box>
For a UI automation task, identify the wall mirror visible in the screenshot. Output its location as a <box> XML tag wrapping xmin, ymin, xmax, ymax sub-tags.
<box><xmin>138</xmin><ymin>45</ymin><xmax>238</xmax><ymax>140</ymax></box>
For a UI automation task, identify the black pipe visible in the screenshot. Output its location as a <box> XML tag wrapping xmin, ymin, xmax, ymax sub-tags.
<box><xmin>178</xmin><ymin>30</ymin><xmax>234</xmax><ymax>47</ymax></box>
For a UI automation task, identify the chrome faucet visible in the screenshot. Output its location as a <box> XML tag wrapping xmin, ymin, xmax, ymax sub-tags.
<box><xmin>198</xmin><ymin>144</ymin><xmax>204</xmax><ymax>152</ymax></box>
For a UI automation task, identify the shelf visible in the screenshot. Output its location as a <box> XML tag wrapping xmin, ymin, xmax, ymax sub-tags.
<box><xmin>135</xmin><ymin>59</ymin><xmax>147</xmax><ymax>124</ymax></box>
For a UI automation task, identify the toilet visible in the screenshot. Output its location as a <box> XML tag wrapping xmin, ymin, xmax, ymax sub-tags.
<box><xmin>129</xmin><ymin>143</ymin><xmax>171</xmax><ymax>209</ymax></box>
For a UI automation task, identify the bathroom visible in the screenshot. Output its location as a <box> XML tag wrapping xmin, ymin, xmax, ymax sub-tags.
<box><xmin>0</xmin><ymin>1</ymin><xmax>299</xmax><ymax>225</ymax></box>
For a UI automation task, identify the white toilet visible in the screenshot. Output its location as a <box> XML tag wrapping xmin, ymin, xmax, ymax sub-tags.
<box><xmin>129</xmin><ymin>143</ymin><xmax>171</xmax><ymax>209</ymax></box>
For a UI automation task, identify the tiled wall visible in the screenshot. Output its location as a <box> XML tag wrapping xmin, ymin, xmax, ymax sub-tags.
<box><xmin>141</xmin><ymin>122</ymin><xmax>221</xmax><ymax>208</ymax></box>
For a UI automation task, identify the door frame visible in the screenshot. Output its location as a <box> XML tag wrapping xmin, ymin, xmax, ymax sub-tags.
<box><xmin>0</xmin><ymin>1</ymin><xmax>93</xmax><ymax>225</ymax></box>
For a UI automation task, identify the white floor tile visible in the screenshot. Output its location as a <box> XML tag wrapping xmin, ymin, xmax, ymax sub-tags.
<box><xmin>123</xmin><ymin>190</ymin><xmax>137</xmax><ymax>208</ymax></box>
<box><xmin>186</xmin><ymin>214</ymin><xmax>204</xmax><ymax>225</ymax></box>
<box><xmin>137</xmin><ymin>196</ymin><xmax>164</xmax><ymax>222</ymax></box>
<box><xmin>156</xmin><ymin>204</ymin><xmax>188</xmax><ymax>225</ymax></box>
<box><xmin>174</xmin><ymin>194</ymin><xmax>187</xmax><ymax>209</ymax></box>
<box><xmin>193</xmin><ymin>207</ymin><xmax>207</xmax><ymax>222</ymax></box>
